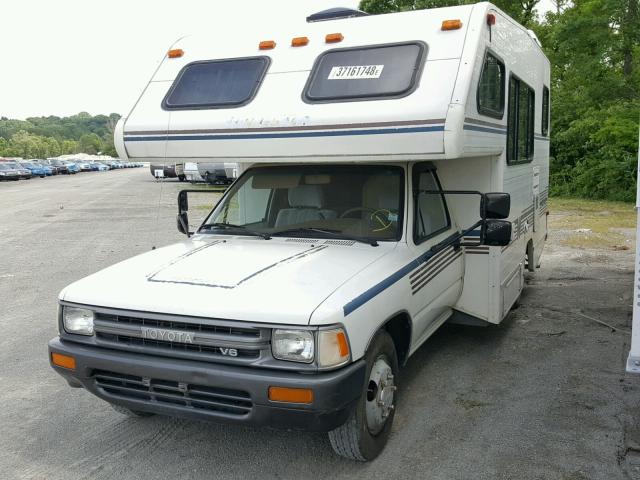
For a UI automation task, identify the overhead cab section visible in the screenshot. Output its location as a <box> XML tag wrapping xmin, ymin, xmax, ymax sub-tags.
<box><xmin>118</xmin><ymin>4</ymin><xmax>481</xmax><ymax>163</ymax></box>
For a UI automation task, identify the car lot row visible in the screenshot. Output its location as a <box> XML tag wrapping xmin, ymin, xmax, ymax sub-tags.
<box><xmin>0</xmin><ymin>158</ymin><xmax>144</xmax><ymax>181</ymax></box>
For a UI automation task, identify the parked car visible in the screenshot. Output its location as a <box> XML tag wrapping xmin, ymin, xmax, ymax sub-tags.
<box><xmin>62</xmin><ymin>162</ymin><xmax>80</xmax><ymax>174</ymax></box>
<box><xmin>0</xmin><ymin>163</ymin><xmax>21</xmax><ymax>181</ymax></box>
<box><xmin>33</xmin><ymin>160</ymin><xmax>56</xmax><ymax>175</ymax></box>
<box><xmin>2</xmin><ymin>161</ymin><xmax>32</xmax><ymax>179</ymax></box>
<box><xmin>75</xmin><ymin>162</ymin><xmax>93</xmax><ymax>172</ymax></box>
<box><xmin>18</xmin><ymin>162</ymin><xmax>47</xmax><ymax>178</ymax></box>
<box><xmin>91</xmin><ymin>162</ymin><xmax>110</xmax><ymax>172</ymax></box>
<box><xmin>47</xmin><ymin>159</ymin><xmax>70</xmax><ymax>174</ymax></box>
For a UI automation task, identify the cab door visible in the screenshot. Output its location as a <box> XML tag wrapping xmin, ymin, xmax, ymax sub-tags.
<box><xmin>408</xmin><ymin>163</ymin><xmax>464</xmax><ymax>345</ymax></box>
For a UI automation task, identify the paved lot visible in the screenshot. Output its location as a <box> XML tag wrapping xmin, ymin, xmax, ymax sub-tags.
<box><xmin>1</xmin><ymin>169</ymin><xmax>639</xmax><ymax>480</ymax></box>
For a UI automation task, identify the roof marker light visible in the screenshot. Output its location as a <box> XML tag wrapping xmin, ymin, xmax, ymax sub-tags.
<box><xmin>259</xmin><ymin>40</ymin><xmax>276</xmax><ymax>50</ymax></box>
<box><xmin>325</xmin><ymin>33</ymin><xmax>344</xmax><ymax>43</ymax></box>
<box><xmin>441</xmin><ymin>19</ymin><xmax>463</xmax><ymax>31</ymax></box>
<box><xmin>487</xmin><ymin>14</ymin><xmax>496</xmax><ymax>25</ymax></box>
<box><xmin>291</xmin><ymin>36</ymin><xmax>309</xmax><ymax>47</ymax></box>
<box><xmin>167</xmin><ymin>49</ymin><xmax>184</xmax><ymax>58</ymax></box>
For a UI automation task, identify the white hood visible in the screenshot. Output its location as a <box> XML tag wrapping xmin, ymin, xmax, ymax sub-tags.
<box><xmin>60</xmin><ymin>236</ymin><xmax>394</xmax><ymax>325</ymax></box>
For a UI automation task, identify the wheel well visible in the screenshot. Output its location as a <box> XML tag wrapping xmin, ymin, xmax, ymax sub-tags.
<box><xmin>382</xmin><ymin>313</ymin><xmax>412</xmax><ymax>367</ymax></box>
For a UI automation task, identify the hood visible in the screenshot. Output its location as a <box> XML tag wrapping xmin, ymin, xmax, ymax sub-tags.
<box><xmin>61</xmin><ymin>236</ymin><xmax>394</xmax><ymax>325</ymax></box>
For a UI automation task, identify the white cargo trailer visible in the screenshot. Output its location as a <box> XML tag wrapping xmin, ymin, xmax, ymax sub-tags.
<box><xmin>51</xmin><ymin>2</ymin><xmax>550</xmax><ymax>460</ymax></box>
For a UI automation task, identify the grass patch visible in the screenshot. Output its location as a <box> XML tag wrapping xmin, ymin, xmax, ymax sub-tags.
<box><xmin>549</xmin><ymin>197</ymin><xmax>635</xmax><ymax>250</ymax></box>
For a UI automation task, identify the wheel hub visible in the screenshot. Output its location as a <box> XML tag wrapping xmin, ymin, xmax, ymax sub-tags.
<box><xmin>365</xmin><ymin>357</ymin><xmax>396</xmax><ymax>435</ymax></box>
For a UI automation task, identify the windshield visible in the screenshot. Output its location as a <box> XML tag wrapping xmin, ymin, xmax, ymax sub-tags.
<box><xmin>0</xmin><ymin>164</ymin><xmax>10</xmax><ymax>170</ymax></box>
<box><xmin>203</xmin><ymin>165</ymin><xmax>404</xmax><ymax>241</ymax></box>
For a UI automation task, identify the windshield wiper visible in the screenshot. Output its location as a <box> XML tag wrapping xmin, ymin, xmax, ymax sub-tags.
<box><xmin>200</xmin><ymin>223</ymin><xmax>271</xmax><ymax>240</ymax></box>
<box><xmin>271</xmin><ymin>227</ymin><xmax>378</xmax><ymax>247</ymax></box>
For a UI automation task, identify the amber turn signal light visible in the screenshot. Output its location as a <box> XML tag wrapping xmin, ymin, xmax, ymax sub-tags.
<box><xmin>441</xmin><ymin>19</ymin><xmax>463</xmax><ymax>31</ymax></box>
<box><xmin>291</xmin><ymin>36</ymin><xmax>309</xmax><ymax>47</ymax></box>
<box><xmin>259</xmin><ymin>40</ymin><xmax>276</xmax><ymax>50</ymax></box>
<box><xmin>167</xmin><ymin>48</ymin><xmax>184</xmax><ymax>58</ymax></box>
<box><xmin>325</xmin><ymin>33</ymin><xmax>344</xmax><ymax>43</ymax></box>
<box><xmin>51</xmin><ymin>352</ymin><xmax>76</xmax><ymax>370</ymax></box>
<box><xmin>268</xmin><ymin>386</ymin><xmax>314</xmax><ymax>404</ymax></box>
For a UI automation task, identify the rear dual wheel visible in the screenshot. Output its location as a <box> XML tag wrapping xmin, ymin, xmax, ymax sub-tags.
<box><xmin>328</xmin><ymin>330</ymin><xmax>398</xmax><ymax>461</ymax></box>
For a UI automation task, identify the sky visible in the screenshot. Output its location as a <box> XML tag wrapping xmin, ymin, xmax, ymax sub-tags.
<box><xmin>1</xmin><ymin>0</ymin><xmax>553</xmax><ymax>120</ymax></box>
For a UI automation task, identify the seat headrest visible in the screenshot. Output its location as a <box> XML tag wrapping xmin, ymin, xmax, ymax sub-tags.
<box><xmin>288</xmin><ymin>185</ymin><xmax>324</xmax><ymax>208</ymax></box>
<box><xmin>363</xmin><ymin>175</ymin><xmax>399</xmax><ymax>210</ymax></box>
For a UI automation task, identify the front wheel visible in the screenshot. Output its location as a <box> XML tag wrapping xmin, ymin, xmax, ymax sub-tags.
<box><xmin>328</xmin><ymin>330</ymin><xmax>398</xmax><ymax>461</ymax></box>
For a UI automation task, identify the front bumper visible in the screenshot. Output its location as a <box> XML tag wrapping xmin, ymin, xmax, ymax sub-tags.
<box><xmin>49</xmin><ymin>337</ymin><xmax>365</xmax><ymax>432</ymax></box>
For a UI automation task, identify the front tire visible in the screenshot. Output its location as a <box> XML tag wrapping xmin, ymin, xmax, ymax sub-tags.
<box><xmin>328</xmin><ymin>330</ymin><xmax>398</xmax><ymax>461</ymax></box>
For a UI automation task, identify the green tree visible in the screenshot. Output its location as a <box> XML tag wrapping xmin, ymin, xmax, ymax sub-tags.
<box><xmin>78</xmin><ymin>133</ymin><xmax>103</xmax><ymax>155</ymax></box>
<box><xmin>359</xmin><ymin>0</ymin><xmax>540</xmax><ymax>26</ymax></box>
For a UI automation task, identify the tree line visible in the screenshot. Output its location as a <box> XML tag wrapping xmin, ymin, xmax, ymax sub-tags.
<box><xmin>360</xmin><ymin>0</ymin><xmax>640</xmax><ymax>201</ymax></box>
<box><xmin>0</xmin><ymin>112</ymin><xmax>120</xmax><ymax>159</ymax></box>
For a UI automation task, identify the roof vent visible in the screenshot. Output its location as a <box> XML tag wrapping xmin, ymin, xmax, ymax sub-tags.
<box><xmin>306</xmin><ymin>7</ymin><xmax>369</xmax><ymax>23</ymax></box>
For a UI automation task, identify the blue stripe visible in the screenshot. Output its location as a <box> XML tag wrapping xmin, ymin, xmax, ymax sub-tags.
<box><xmin>343</xmin><ymin>261</ymin><xmax>419</xmax><ymax>317</ymax></box>
<box><xmin>343</xmin><ymin>234</ymin><xmax>460</xmax><ymax>316</ymax></box>
<box><xmin>465</xmin><ymin>229</ymin><xmax>481</xmax><ymax>237</ymax></box>
<box><xmin>124</xmin><ymin>125</ymin><xmax>445</xmax><ymax>142</ymax></box>
<box><xmin>463</xmin><ymin>124</ymin><xmax>507</xmax><ymax>135</ymax></box>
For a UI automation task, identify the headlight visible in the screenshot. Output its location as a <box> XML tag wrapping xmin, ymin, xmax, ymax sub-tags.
<box><xmin>63</xmin><ymin>307</ymin><xmax>94</xmax><ymax>335</ymax></box>
<box><xmin>272</xmin><ymin>329</ymin><xmax>314</xmax><ymax>363</ymax></box>
<box><xmin>317</xmin><ymin>328</ymin><xmax>351</xmax><ymax>368</ymax></box>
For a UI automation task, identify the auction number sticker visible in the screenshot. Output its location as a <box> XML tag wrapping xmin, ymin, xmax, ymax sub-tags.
<box><xmin>328</xmin><ymin>65</ymin><xmax>384</xmax><ymax>80</ymax></box>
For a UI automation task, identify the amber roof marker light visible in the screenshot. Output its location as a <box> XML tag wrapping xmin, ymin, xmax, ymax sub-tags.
<box><xmin>441</xmin><ymin>19</ymin><xmax>463</xmax><ymax>31</ymax></box>
<box><xmin>259</xmin><ymin>40</ymin><xmax>276</xmax><ymax>50</ymax></box>
<box><xmin>167</xmin><ymin>48</ymin><xmax>184</xmax><ymax>58</ymax></box>
<box><xmin>325</xmin><ymin>33</ymin><xmax>344</xmax><ymax>43</ymax></box>
<box><xmin>291</xmin><ymin>36</ymin><xmax>310</xmax><ymax>47</ymax></box>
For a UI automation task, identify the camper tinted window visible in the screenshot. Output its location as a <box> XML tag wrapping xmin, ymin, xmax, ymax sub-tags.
<box><xmin>477</xmin><ymin>52</ymin><xmax>505</xmax><ymax>118</ymax></box>
<box><xmin>542</xmin><ymin>86</ymin><xmax>550</xmax><ymax>136</ymax></box>
<box><xmin>507</xmin><ymin>76</ymin><xmax>535</xmax><ymax>165</ymax></box>
<box><xmin>304</xmin><ymin>42</ymin><xmax>425</xmax><ymax>103</ymax></box>
<box><xmin>163</xmin><ymin>57</ymin><xmax>269</xmax><ymax>109</ymax></box>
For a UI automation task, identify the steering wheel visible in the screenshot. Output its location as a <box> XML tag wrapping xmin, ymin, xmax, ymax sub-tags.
<box><xmin>339</xmin><ymin>207</ymin><xmax>393</xmax><ymax>232</ymax></box>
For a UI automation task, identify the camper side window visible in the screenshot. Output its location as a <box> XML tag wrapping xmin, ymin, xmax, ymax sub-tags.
<box><xmin>542</xmin><ymin>86</ymin><xmax>550</xmax><ymax>136</ymax></box>
<box><xmin>303</xmin><ymin>42</ymin><xmax>426</xmax><ymax>103</ymax></box>
<box><xmin>477</xmin><ymin>51</ymin><xmax>505</xmax><ymax>119</ymax></box>
<box><xmin>507</xmin><ymin>76</ymin><xmax>535</xmax><ymax>165</ymax></box>
<box><xmin>413</xmin><ymin>167</ymin><xmax>450</xmax><ymax>244</ymax></box>
<box><xmin>163</xmin><ymin>57</ymin><xmax>270</xmax><ymax>110</ymax></box>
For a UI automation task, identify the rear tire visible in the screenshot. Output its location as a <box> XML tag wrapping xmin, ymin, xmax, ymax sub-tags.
<box><xmin>110</xmin><ymin>403</ymin><xmax>154</xmax><ymax>418</ymax></box>
<box><xmin>328</xmin><ymin>330</ymin><xmax>398</xmax><ymax>461</ymax></box>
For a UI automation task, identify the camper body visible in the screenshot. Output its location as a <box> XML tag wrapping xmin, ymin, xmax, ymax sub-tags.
<box><xmin>50</xmin><ymin>3</ymin><xmax>550</xmax><ymax>460</ymax></box>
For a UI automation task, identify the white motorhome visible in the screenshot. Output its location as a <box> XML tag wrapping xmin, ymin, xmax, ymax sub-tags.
<box><xmin>49</xmin><ymin>3</ymin><xmax>550</xmax><ymax>461</ymax></box>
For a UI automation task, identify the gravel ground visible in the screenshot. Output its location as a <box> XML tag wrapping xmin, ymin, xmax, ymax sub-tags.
<box><xmin>0</xmin><ymin>168</ymin><xmax>639</xmax><ymax>480</ymax></box>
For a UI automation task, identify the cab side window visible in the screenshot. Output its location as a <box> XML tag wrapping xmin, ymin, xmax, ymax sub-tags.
<box><xmin>477</xmin><ymin>51</ymin><xmax>505</xmax><ymax>119</ymax></box>
<box><xmin>413</xmin><ymin>167</ymin><xmax>450</xmax><ymax>244</ymax></box>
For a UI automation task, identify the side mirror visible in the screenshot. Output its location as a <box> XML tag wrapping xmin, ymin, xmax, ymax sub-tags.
<box><xmin>481</xmin><ymin>193</ymin><xmax>510</xmax><ymax>219</ymax></box>
<box><xmin>178</xmin><ymin>190</ymin><xmax>189</xmax><ymax>213</ymax></box>
<box><xmin>482</xmin><ymin>220</ymin><xmax>512</xmax><ymax>246</ymax></box>
<box><xmin>177</xmin><ymin>212</ymin><xmax>189</xmax><ymax>235</ymax></box>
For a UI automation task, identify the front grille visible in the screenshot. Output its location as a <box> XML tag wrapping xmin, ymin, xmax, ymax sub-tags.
<box><xmin>93</xmin><ymin>312</ymin><xmax>269</xmax><ymax>364</ymax></box>
<box><xmin>94</xmin><ymin>370</ymin><xmax>252</xmax><ymax>416</ymax></box>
